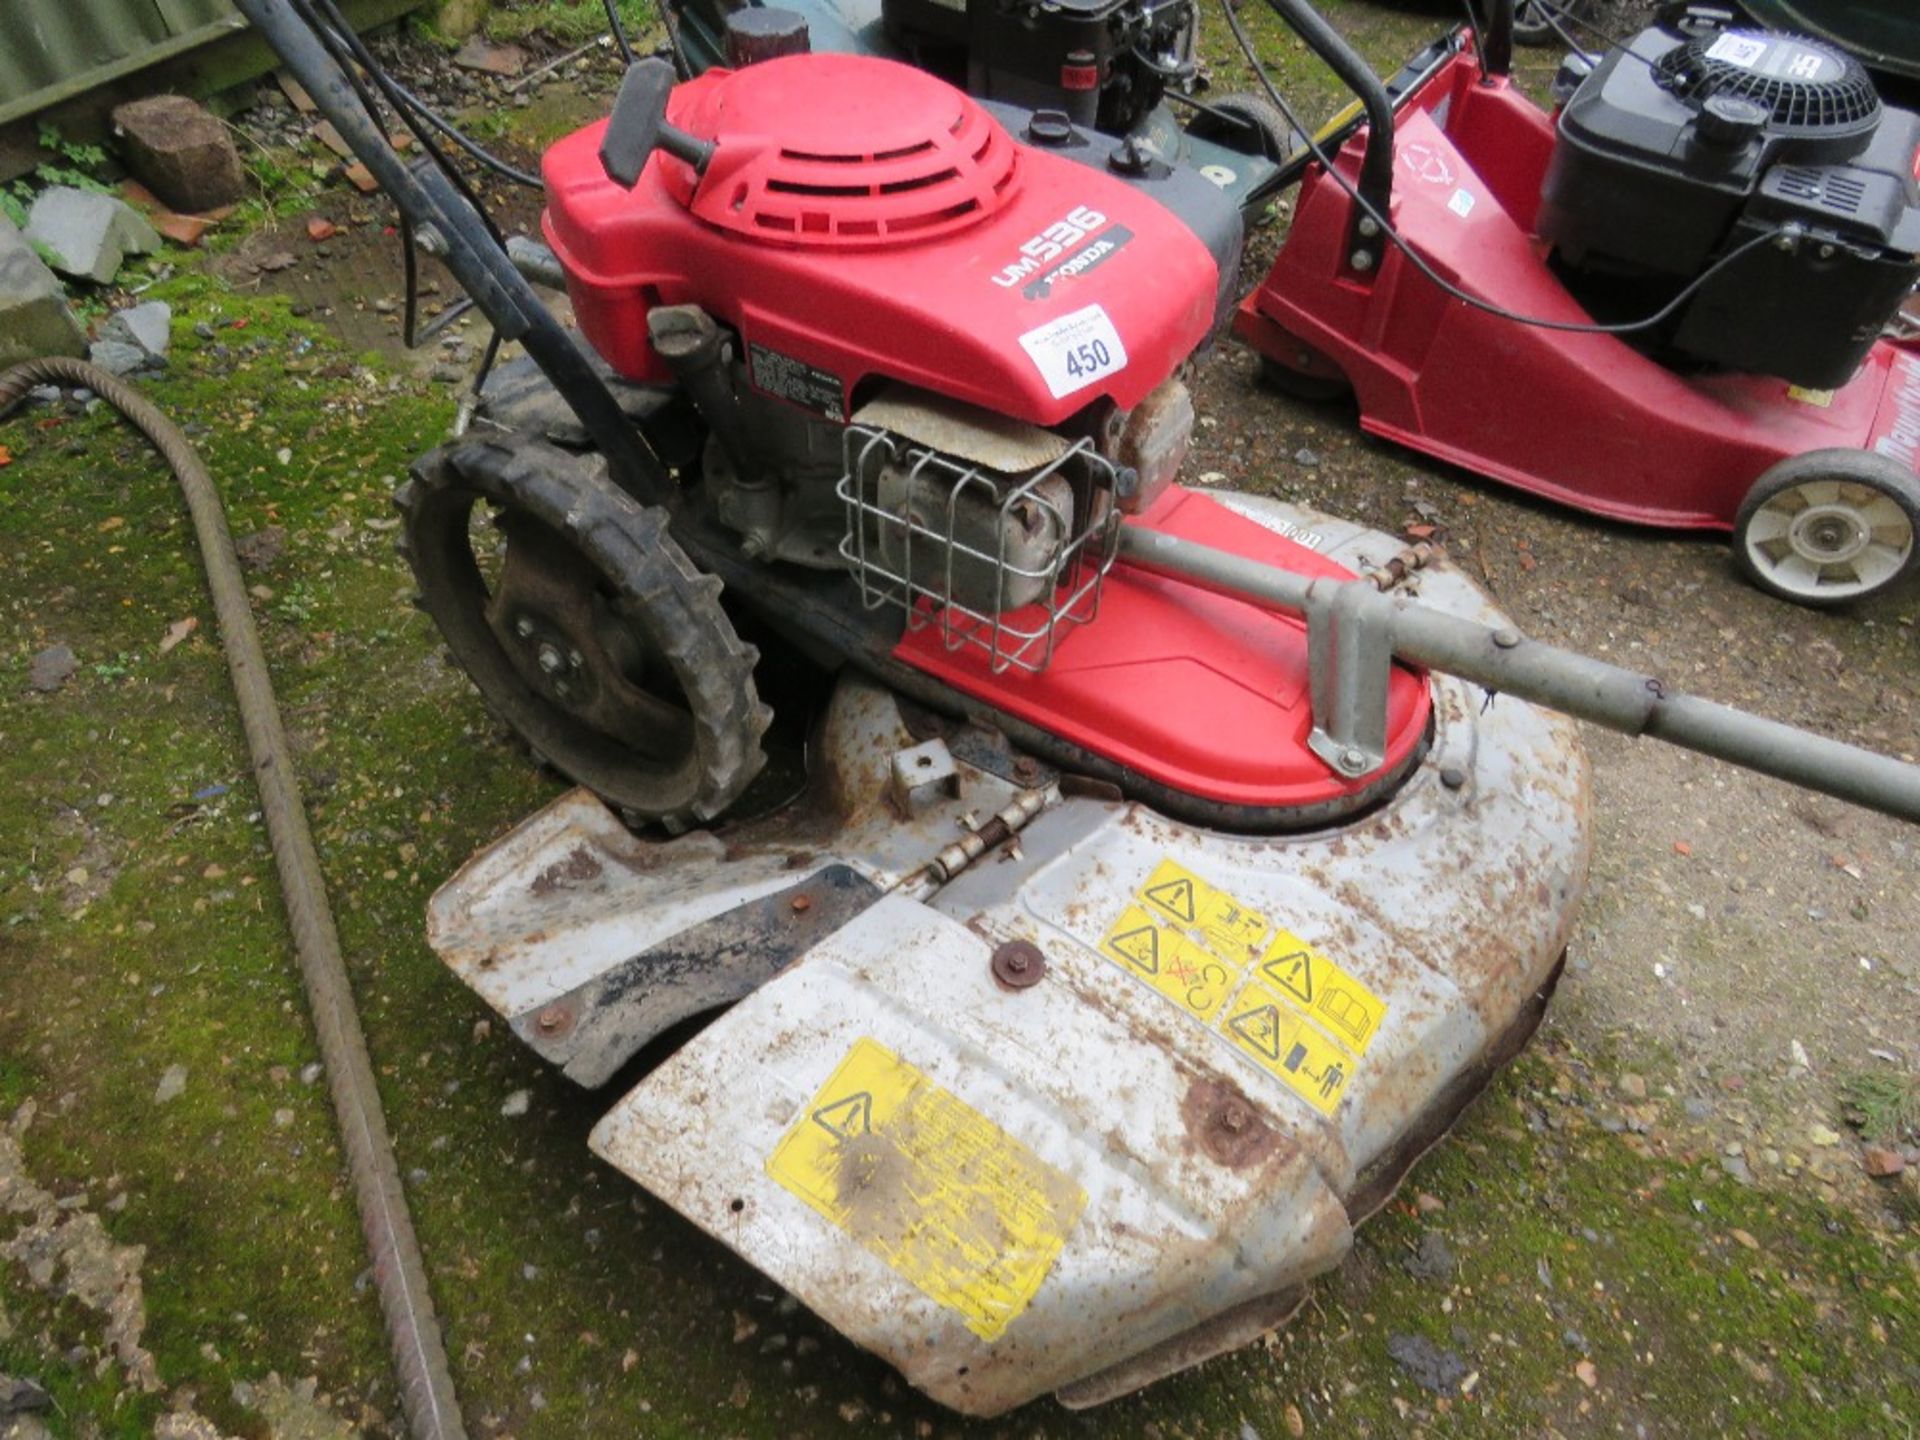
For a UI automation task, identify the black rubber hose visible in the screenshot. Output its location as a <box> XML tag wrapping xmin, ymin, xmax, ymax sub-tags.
<box><xmin>0</xmin><ymin>359</ymin><xmax>469</xmax><ymax>1440</ymax></box>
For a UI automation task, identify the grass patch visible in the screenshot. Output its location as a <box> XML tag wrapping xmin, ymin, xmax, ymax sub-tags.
<box><xmin>1840</xmin><ymin>1069</ymin><xmax>1920</xmax><ymax>1146</ymax></box>
<box><xmin>485</xmin><ymin>0</ymin><xmax>655</xmax><ymax>43</ymax></box>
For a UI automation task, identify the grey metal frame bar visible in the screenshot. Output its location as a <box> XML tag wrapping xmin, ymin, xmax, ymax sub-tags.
<box><xmin>1119</xmin><ymin>525</ymin><xmax>1920</xmax><ymax>823</ymax></box>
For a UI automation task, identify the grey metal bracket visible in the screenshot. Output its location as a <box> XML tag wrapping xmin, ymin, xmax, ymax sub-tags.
<box><xmin>1305</xmin><ymin>579</ymin><xmax>1395</xmax><ymax>778</ymax></box>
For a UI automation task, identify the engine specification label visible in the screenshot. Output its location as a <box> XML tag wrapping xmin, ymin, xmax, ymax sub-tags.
<box><xmin>1095</xmin><ymin>856</ymin><xmax>1391</xmax><ymax>1117</ymax></box>
<box><xmin>766</xmin><ymin>1037</ymin><xmax>1085</xmax><ymax>1341</ymax></box>
<box><xmin>1017</xmin><ymin>304</ymin><xmax>1128</xmax><ymax>399</ymax></box>
<box><xmin>748</xmin><ymin>342</ymin><xmax>846</xmax><ymax>421</ymax></box>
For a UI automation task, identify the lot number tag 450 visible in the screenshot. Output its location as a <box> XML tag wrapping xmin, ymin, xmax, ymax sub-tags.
<box><xmin>1018</xmin><ymin>304</ymin><xmax>1129</xmax><ymax>399</ymax></box>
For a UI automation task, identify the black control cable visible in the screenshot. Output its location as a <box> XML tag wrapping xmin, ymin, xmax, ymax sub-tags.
<box><xmin>603</xmin><ymin>0</ymin><xmax>638</xmax><ymax>65</ymax></box>
<box><xmin>1222</xmin><ymin>0</ymin><xmax>1797</xmax><ymax>337</ymax></box>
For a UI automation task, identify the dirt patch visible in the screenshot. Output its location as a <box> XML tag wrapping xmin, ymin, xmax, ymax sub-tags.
<box><xmin>0</xmin><ymin>1101</ymin><xmax>158</xmax><ymax>1392</ymax></box>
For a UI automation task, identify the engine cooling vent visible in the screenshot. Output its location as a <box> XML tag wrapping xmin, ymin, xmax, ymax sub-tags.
<box><xmin>1651</xmin><ymin>30</ymin><xmax>1880</xmax><ymax>139</ymax></box>
<box><xmin>667</xmin><ymin>53</ymin><xmax>1021</xmax><ymax>248</ymax></box>
<box><xmin>1770</xmin><ymin>165</ymin><xmax>1868</xmax><ymax>217</ymax></box>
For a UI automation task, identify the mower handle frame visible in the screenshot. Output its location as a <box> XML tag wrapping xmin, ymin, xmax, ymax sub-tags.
<box><xmin>1257</xmin><ymin>0</ymin><xmax>1513</xmax><ymax>273</ymax></box>
<box><xmin>235</xmin><ymin>0</ymin><xmax>676</xmax><ymax>508</ymax></box>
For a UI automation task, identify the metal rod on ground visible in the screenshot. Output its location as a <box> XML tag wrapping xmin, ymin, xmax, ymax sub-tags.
<box><xmin>0</xmin><ymin>360</ymin><xmax>470</xmax><ymax>1440</ymax></box>
<box><xmin>1119</xmin><ymin>524</ymin><xmax>1920</xmax><ymax>824</ymax></box>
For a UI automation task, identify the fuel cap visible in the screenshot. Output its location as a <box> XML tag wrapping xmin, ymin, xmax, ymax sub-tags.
<box><xmin>1697</xmin><ymin>93</ymin><xmax>1769</xmax><ymax>147</ymax></box>
<box><xmin>1026</xmin><ymin>110</ymin><xmax>1078</xmax><ymax>147</ymax></box>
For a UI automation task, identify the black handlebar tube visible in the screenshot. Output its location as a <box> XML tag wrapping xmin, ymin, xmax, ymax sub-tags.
<box><xmin>1479</xmin><ymin>0</ymin><xmax>1514</xmax><ymax>79</ymax></box>
<box><xmin>235</xmin><ymin>0</ymin><xmax>674</xmax><ymax>507</ymax></box>
<box><xmin>1259</xmin><ymin>0</ymin><xmax>1398</xmax><ymax>272</ymax></box>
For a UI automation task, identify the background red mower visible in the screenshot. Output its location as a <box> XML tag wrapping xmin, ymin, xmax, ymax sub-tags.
<box><xmin>1234</xmin><ymin>0</ymin><xmax>1920</xmax><ymax>607</ymax></box>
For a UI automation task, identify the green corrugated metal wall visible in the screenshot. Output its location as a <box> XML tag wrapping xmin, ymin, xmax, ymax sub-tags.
<box><xmin>0</xmin><ymin>0</ymin><xmax>249</xmax><ymax>124</ymax></box>
<box><xmin>0</xmin><ymin>0</ymin><xmax>426</xmax><ymax>128</ymax></box>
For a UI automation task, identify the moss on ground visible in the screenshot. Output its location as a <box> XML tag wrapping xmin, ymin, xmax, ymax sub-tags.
<box><xmin>2</xmin><ymin>8</ymin><xmax>1915</xmax><ymax>1435</ymax></box>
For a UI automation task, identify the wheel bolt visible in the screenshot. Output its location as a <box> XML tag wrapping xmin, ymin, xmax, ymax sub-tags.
<box><xmin>538</xmin><ymin>643</ymin><xmax>564</xmax><ymax>673</ymax></box>
<box><xmin>514</xmin><ymin>616</ymin><xmax>534</xmax><ymax>638</ymax></box>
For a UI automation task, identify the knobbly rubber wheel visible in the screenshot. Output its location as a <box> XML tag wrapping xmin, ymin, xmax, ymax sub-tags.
<box><xmin>1187</xmin><ymin>91</ymin><xmax>1298</xmax><ymax>165</ymax></box>
<box><xmin>1513</xmin><ymin>0</ymin><xmax>1562</xmax><ymax>45</ymax></box>
<box><xmin>395</xmin><ymin>436</ymin><xmax>771</xmax><ymax>830</ymax></box>
<box><xmin>1733</xmin><ymin>448</ymin><xmax>1920</xmax><ymax>608</ymax></box>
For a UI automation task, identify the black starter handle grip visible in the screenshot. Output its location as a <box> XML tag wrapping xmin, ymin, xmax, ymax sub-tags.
<box><xmin>600</xmin><ymin>59</ymin><xmax>716</xmax><ymax>187</ymax></box>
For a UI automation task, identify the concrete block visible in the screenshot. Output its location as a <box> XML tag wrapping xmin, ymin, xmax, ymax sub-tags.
<box><xmin>87</xmin><ymin>340</ymin><xmax>152</xmax><ymax>376</ymax></box>
<box><xmin>98</xmin><ymin>300</ymin><xmax>172</xmax><ymax>362</ymax></box>
<box><xmin>111</xmin><ymin>95</ymin><xmax>248</xmax><ymax>213</ymax></box>
<box><xmin>24</xmin><ymin>187</ymin><xmax>162</xmax><ymax>285</ymax></box>
<box><xmin>0</xmin><ymin>216</ymin><xmax>86</xmax><ymax>364</ymax></box>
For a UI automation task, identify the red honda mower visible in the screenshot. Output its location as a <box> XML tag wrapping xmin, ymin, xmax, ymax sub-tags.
<box><xmin>235</xmin><ymin>0</ymin><xmax>1920</xmax><ymax>1426</ymax></box>
<box><xmin>1236</xmin><ymin>0</ymin><xmax>1920</xmax><ymax>607</ymax></box>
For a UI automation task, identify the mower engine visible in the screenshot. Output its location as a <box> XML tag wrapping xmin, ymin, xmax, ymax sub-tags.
<box><xmin>541</xmin><ymin>51</ymin><xmax>1239</xmax><ymax>607</ymax></box>
<box><xmin>1539</xmin><ymin>20</ymin><xmax>1920</xmax><ymax>387</ymax></box>
<box><xmin>877</xmin><ymin>0</ymin><xmax>1195</xmax><ymax>136</ymax></box>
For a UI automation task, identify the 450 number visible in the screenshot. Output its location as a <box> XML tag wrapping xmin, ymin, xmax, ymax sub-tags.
<box><xmin>1063</xmin><ymin>339</ymin><xmax>1114</xmax><ymax>379</ymax></box>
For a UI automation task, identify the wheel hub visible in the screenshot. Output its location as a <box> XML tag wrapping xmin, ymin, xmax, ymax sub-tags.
<box><xmin>1788</xmin><ymin>504</ymin><xmax>1869</xmax><ymax>565</ymax></box>
<box><xmin>506</xmin><ymin>612</ymin><xmax>591</xmax><ymax>703</ymax></box>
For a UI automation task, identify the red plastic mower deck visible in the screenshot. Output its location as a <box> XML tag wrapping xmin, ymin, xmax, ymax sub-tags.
<box><xmin>895</xmin><ymin>486</ymin><xmax>1432</xmax><ymax>812</ymax></box>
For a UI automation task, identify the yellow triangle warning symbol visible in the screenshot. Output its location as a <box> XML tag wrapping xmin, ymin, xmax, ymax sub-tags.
<box><xmin>811</xmin><ymin>1091</ymin><xmax>873</xmax><ymax>1140</ymax></box>
<box><xmin>1264</xmin><ymin>949</ymin><xmax>1315</xmax><ymax>1005</ymax></box>
<box><xmin>1107</xmin><ymin>924</ymin><xmax>1160</xmax><ymax>974</ymax></box>
<box><xmin>1144</xmin><ymin>876</ymin><xmax>1197</xmax><ymax>924</ymax></box>
<box><xmin>1228</xmin><ymin>1006</ymin><xmax>1290</xmax><ymax>1067</ymax></box>
<box><xmin>1228</xmin><ymin>1004</ymin><xmax>1285</xmax><ymax>1062</ymax></box>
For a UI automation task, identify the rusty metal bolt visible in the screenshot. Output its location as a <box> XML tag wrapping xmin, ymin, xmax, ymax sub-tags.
<box><xmin>535</xmin><ymin>1004</ymin><xmax>569</xmax><ymax>1035</ymax></box>
<box><xmin>1221</xmin><ymin>1101</ymin><xmax>1251</xmax><ymax>1134</ymax></box>
<box><xmin>790</xmin><ymin>894</ymin><xmax>812</xmax><ymax>914</ymax></box>
<box><xmin>1012</xmin><ymin>756</ymin><xmax>1041</xmax><ymax>783</ymax></box>
<box><xmin>990</xmin><ymin>939</ymin><xmax>1046</xmax><ymax>990</ymax></box>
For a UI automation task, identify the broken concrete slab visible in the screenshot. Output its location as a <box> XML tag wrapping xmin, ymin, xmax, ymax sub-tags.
<box><xmin>23</xmin><ymin>188</ymin><xmax>161</xmax><ymax>284</ymax></box>
<box><xmin>0</xmin><ymin>218</ymin><xmax>86</xmax><ymax>365</ymax></box>
<box><xmin>98</xmin><ymin>300</ymin><xmax>172</xmax><ymax>363</ymax></box>
<box><xmin>87</xmin><ymin>339</ymin><xmax>153</xmax><ymax>376</ymax></box>
<box><xmin>111</xmin><ymin>95</ymin><xmax>247</xmax><ymax>213</ymax></box>
<box><xmin>452</xmin><ymin>35</ymin><xmax>528</xmax><ymax>76</ymax></box>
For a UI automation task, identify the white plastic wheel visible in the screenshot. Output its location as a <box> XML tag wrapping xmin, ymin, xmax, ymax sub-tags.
<box><xmin>1733</xmin><ymin>449</ymin><xmax>1920</xmax><ymax>608</ymax></box>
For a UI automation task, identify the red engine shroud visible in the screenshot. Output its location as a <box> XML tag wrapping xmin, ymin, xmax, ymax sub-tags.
<box><xmin>542</xmin><ymin>53</ymin><xmax>1222</xmax><ymax>425</ymax></box>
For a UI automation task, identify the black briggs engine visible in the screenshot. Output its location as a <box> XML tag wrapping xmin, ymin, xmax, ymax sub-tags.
<box><xmin>877</xmin><ymin>0</ymin><xmax>1193</xmax><ymax>136</ymax></box>
<box><xmin>1538</xmin><ymin>19</ymin><xmax>1920</xmax><ymax>388</ymax></box>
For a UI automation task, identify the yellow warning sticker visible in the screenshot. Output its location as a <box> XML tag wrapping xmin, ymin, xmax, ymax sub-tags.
<box><xmin>1101</xmin><ymin>903</ymin><xmax>1239</xmax><ymax>1023</ymax></box>
<box><xmin>1257</xmin><ymin>930</ymin><xmax>1387</xmax><ymax>1054</ymax></box>
<box><xmin>765</xmin><ymin>1037</ymin><xmax>1085</xmax><ymax>1342</ymax></box>
<box><xmin>1136</xmin><ymin>858</ymin><xmax>1269</xmax><ymax>967</ymax></box>
<box><xmin>1222</xmin><ymin>982</ymin><xmax>1357</xmax><ymax>1115</ymax></box>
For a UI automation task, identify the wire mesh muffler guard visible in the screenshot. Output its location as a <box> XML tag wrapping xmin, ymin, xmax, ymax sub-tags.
<box><xmin>837</xmin><ymin>425</ymin><xmax>1121</xmax><ymax>674</ymax></box>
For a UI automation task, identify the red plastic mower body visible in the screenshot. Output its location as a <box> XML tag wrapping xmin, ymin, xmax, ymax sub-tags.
<box><xmin>541</xmin><ymin>50</ymin><xmax>1430</xmax><ymax>820</ymax></box>
<box><xmin>1234</xmin><ymin>43</ymin><xmax>1920</xmax><ymax>532</ymax></box>
<box><xmin>543</xmin><ymin>53</ymin><xmax>1222</xmax><ymax>423</ymax></box>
